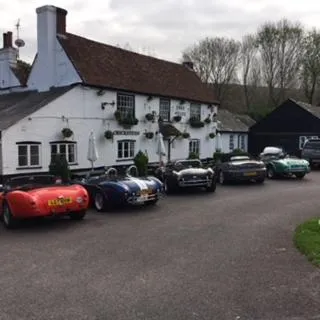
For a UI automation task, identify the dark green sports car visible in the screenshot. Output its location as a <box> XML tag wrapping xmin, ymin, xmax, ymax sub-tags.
<box><xmin>260</xmin><ymin>147</ymin><xmax>310</xmax><ymax>179</ymax></box>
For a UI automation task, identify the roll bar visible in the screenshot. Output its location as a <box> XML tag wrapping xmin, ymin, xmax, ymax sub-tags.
<box><xmin>105</xmin><ymin>167</ymin><xmax>118</xmax><ymax>177</ymax></box>
<box><xmin>126</xmin><ymin>165</ymin><xmax>139</xmax><ymax>177</ymax></box>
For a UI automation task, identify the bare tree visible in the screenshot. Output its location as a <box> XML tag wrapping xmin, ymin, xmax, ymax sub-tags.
<box><xmin>240</xmin><ymin>34</ymin><xmax>259</xmax><ymax>110</ymax></box>
<box><xmin>256</xmin><ymin>18</ymin><xmax>304</xmax><ymax>106</ymax></box>
<box><xmin>182</xmin><ymin>37</ymin><xmax>241</xmax><ymax>104</ymax></box>
<box><xmin>300</xmin><ymin>29</ymin><xmax>320</xmax><ymax>104</ymax></box>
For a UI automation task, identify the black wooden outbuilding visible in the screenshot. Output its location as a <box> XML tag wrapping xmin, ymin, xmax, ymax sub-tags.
<box><xmin>249</xmin><ymin>99</ymin><xmax>320</xmax><ymax>156</ymax></box>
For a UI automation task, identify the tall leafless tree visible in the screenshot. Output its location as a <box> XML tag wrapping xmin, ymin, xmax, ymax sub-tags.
<box><xmin>182</xmin><ymin>37</ymin><xmax>241</xmax><ymax>105</ymax></box>
<box><xmin>300</xmin><ymin>29</ymin><xmax>320</xmax><ymax>104</ymax></box>
<box><xmin>240</xmin><ymin>34</ymin><xmax>259</xmax><ymax>110</ymax></box>
<box><xmin>256</xmin><ymin>19</ymin><xmax>304</xmax><ymax>106</ymax></box>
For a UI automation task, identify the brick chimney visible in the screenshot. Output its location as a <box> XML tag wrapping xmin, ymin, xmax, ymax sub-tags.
<box><xmin>34</xmin><ymin>5</ymin><xmax>68</xmax><ymax>91</ymax></box>
<box><xmin>0</xmin><ymin>31</ymin><xmax>17</xmax><ymax>66</ymax></box>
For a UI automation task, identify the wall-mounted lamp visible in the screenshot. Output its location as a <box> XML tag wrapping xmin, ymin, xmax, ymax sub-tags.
<box><xmin>97</xmin><ymin>89</ymin><xmax>106</xmax><ymax>96</ymax></box>
<box><xmin>101</xmin><ymin>101</ymin><xmax>115</xmax><ymax>110</ymax></box>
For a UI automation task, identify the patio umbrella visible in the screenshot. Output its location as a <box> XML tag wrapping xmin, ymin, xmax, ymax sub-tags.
<box><xmin>87</xmin><ymin>130</ymin><xmax>99</xmax><ymax>171</ymax></box>
<box><xmin>216</xmin><ymin>132</ymin><xmax>222</xmax><ymax>151</ymax></box>
<box><xmin>156</xmin><ymin>132</ymin><xmax>166</xmax><ymax>165</ymax></box>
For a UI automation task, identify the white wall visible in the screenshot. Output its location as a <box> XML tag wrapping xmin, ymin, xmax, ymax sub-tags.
<box><xmin>2</xmin><ymin>85</ymin><xmax>218</xmax><ymax>175</ymax></box>
<box><xmin>217</xmin><ymin>132</ymin><xmax>248</xmax><ymax>153</ymax></box>
<box><xmin>27</xmin><ymin>38</ymin><xmax>81</xmax><ymax>92</ymax></box>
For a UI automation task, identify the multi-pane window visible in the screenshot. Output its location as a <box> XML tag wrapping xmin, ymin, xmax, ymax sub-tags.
<box><xmin>17</xmin><ymin>143</ymin><xmax>41</xmax><ymax>168</ymax></box>
<box><xmin>239</xmin><ymin>135</ymin><xmax>245</xmax><ymax>150</ymax></box>
<box><xmin>50</xmin><ymin>142</ymin><xmax>77</xmax><ymax>164</ymax></box>
<box><xmin>159</xmin><ymin>98</ymin><xmax>170</xmax><ymax>122</ymax></box>
<box><xmin>229</xmin><ymin>135</ymin><xmax>234</xmax><ymax>151</ymax></box>
<box><xmin>117</xmin><ymin>93</ymin><xmax>135</xmax><ymax>118</ymax></box>
<box><xmin>189</xmin><ymin>139</ymin><xmax>200</xmax><ymax>156</ymax></box>
<box><xmin>117</xmin><ymin>140</ymin><xmax>135</xmax><ymax>159</ymax></box>
<box><xmin>190</xmin><ymin>103</ymin><xmax>201</xmax><ymax>121</ymax></box>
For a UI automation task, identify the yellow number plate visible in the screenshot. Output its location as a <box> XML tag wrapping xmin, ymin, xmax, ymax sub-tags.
<box><xmin>48</xmin><ymin>198</ymin><xmax>72</xmax><ymax>206</ymax></box>
<box><xmin>244</xmin><ymin>172</ymin><xmax>257</xmax><ymax>176</ymax></box>
<box><xmin>141</xmin><ymin>189</ymin><xmax>152</xmax><ymax>195</ymax></box>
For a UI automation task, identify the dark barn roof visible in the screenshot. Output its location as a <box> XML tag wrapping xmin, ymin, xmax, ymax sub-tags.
<box><xmin>57</xmin><ymin>33</ymin><xmax>218</xmax><ymax>104</ymax></box>
<box><xmin>0</xmin><ymin>86</ymin><xmax>72</xmax><ymax>130</ymax></box>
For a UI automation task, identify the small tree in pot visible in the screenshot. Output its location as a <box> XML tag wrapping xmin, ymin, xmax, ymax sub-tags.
<box><xmin>49</xmin><ymin>154</ymin><xmax>71</xmax><ymax>183</ymax></box>
<box><xmin>133</xmin><ymin>150</ymin><xmax>149</xmax><ymax>176</ymax></box>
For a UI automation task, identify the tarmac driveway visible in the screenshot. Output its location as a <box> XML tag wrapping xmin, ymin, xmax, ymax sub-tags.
<box><xmin>0</xmin><ymin>172</ymin><xmax>320</xmax><ymax>320</ymax></box>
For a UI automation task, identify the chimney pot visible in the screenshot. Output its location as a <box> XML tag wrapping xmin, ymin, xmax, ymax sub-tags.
<box><xmin>3</xmin><ymin>33</ymin><xmax>8</xmax><ymax>48</ymax></box>
<box><xmin>56</xmin><ymin>7</ymin><xmax>68</xmax><ymax>34</ymax></box>
<box><xmin>6</xmin><ymin>31</ymin><xmax>13</xmax><ymax>48</ymax></box>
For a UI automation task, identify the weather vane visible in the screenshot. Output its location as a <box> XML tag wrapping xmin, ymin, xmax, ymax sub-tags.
<box><xmin>14</xmin><ymin>18</ymin><xmax>25</xmax><ymax>58</ymax></box>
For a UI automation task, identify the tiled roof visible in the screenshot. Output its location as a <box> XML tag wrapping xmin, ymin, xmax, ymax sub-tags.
<box><xmin>57</xmin><ymin>33</ymin><xmax>218</xmax><ymax>104</ymax></box>
<box><xmin>216</xmin><ymin>109</ymin><xmax>254</xmax><ymax>132</ymax></box>
<box><xmin>0</xmin><ymin>86</ymin><xmax>73</xmax><ymax>130</ymax></box>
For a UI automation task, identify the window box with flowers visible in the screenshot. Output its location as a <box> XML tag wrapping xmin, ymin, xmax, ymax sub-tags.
<box><xmin>189</xmin><ymin>117</ymin><xmax>204</xmax><ymax>128</ymax></box>
<box><xmin>61</xmin><ymin>128</ymin><xmax>73</xmax><ymax>138</ymax></box>
<box><xmin>114</xmin><ymin>110</ymin><xmax>139</xmax><ymax>129</ymax></box>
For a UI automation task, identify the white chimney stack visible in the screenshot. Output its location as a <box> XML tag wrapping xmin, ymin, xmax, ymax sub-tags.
<box><xmin>35</xmin><ymin>5</ymin><xmax>67</xmax><ymax>91</ymax></box>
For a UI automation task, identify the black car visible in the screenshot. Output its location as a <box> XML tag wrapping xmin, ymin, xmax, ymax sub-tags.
<box><xmin>216</xmin><ymin>154</ymin><xmax>266</xmax><ymax>184</ymax></box>
<box><xmin>157</xmin><ymin>159</ymin><xmax>216</xmax><ymax>194</ymax></box>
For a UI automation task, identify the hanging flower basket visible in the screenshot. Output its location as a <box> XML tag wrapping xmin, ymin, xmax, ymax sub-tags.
<box><xmin>61</xmin><ymin>128</ymin><xmax>73</xmax><ymax>138</ymax></box>
<box><xmin>208</xmin><ymin>132</ymin><xmax>216</xmax><ymax>139</ymax></box>
<box><xmin>104</xmin><ymin>130</ymin><xmax>113</xmax><ymax>140</ymax></box>
<box><xmin>145</xmin><ymin>113</ymin><xmax>155</xmax><ymax>121</ymax></box>
<box><xmin>173</xmin><ymin>115</ymin><xmax>182</xmax><ymax>122</ymax></box>
<box><xmin>204</xmin><ymin>117</ymin><xmax>211</xmax><ymax>124</ymax></box>
<box><xmin>189</xmin><ymin>117</ymin><xmax>204</xmax><ymax>128</ymax></box>
<box><xmin>182</xmin><ymin>132</ymin><xmax>190</xmax><ymax>139</ymax></box>
<box><xmin>144</xmin><ymin>132</ymin><xmax>154</xmax><ymax>139</ymax></box>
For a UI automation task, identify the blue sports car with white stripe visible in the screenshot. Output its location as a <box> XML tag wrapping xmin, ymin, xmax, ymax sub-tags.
<box><xmin>75</xmin><ymin>166</ymin><xmax>164</xmax><ymax>211</ymax></box>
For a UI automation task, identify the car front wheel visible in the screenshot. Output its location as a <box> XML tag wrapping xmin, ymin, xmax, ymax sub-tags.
<box><xmin>266</xmin><ymin>167</ymin><xmax>276</xmax><ymax>179</ymax></box>
<box><xmin>206</xmin><ymin>178</ymin><xmax>217</xmax><ymax>192</ymax></box>
<box><xmin>218</xmin><ymin>171</ymin><xmax>226</xmax><ymax>185</ymax></box>
<box><xmin>2</xmin><ymin>202</ymin><xmax>17</xmax><ymax>229</ymax></box>
<box><xmin>94</xmin><ymin>192</ymin><xmax>107</xmax><ymax>212</ymax></box>
<box><xmin>295</xmin><ymin>173</ymin><xmax>306</xmax><ymax>179</ymax></box>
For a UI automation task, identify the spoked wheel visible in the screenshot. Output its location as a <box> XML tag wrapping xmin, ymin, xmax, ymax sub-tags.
<box><xmin>206</xmin><ymin>179</ymin><xmax>217</xmax><ymax>192</ymax></box>
<box><xmin>164</xmin><ymin>179</ymin><xmax>175</xmax><ymax>194</ymax></box>
<box><xmin>218</xmin><ymin>171</ymin><xmax>226</xmax><ymax>185</ymax></box>
<box><xmin>2</xmin><ymin>203</ymin><xmax>17</xmax><ymax>229</ymax></box>
<box><xmin>94</xmin><ymin>192</ymin><xmax>107</xmax><ymax>212</ymax></box>
<box><xmin>295</xmin><ymin>173</ymin><xmax>306</xmax><ymax>179</ymax></box>
<box><xmin>266</xmin><ymin>167</ymin><xmax>275</xmax><ymax>179</ymax></box>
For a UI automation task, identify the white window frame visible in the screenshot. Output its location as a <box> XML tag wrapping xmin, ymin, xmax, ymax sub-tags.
<box><xmin>189</xmin><ymin>139</ymin><xmax>200</xmax><ymax>155</ymax></box>
<box><xmin>117</xmin><ymin>93</ymin><xmax>135</xmax><ymax>119</ymax></box>
<box><xmin>229</xmin><ymin>135</ymin><xmax>234</xmax><ymax>151</ymax></box>
<box><xmin>159</xmin><ymin>98</ymin><xmax>171</xmax><ymax>122</ymax></box>
<box><xmin>239</xmin><ymin>135</ymin><xmax>245</xmax><ymax>150</ymax></box>
<box><xmin>17</xmin><ymin>143</ymin><xmax>41</xmax><ymax>168</ymax></box>
<box><xmin>50</xmin><ymin>142</ymin><xmax>77</xmax><ymax>164</ymax></box>
<box><xmin>190</xmin><ymin>103</ymin><xmax>201</xmax><ymax>121</ymax></box>
<box><xmin>117</xmin><ymin>140</ymin><xmax>135</xmax><ymax>160</ymax></box>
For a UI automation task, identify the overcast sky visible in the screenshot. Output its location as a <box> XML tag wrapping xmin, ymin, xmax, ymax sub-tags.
<box><xmin>1</xmin><ymin>0</ymin><xmax>320</xmax><ymax>63</ymax></box>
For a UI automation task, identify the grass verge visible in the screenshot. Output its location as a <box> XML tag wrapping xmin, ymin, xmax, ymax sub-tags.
<box><xmin>294</xmin><ymin>218</ymin><xmax>320</xmax><ymax>266</ymax></box>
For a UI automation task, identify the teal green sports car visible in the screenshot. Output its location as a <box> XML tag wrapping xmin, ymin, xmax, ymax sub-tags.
<box><xmin>260</xmin><ymin>147</ymin><xmax>310</xmax><ymax>179</ymax></box>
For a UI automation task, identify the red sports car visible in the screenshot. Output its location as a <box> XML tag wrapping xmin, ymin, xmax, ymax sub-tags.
<box><xmin>0</xmin><ymin>175</ymin><xmax>89</xmax><ymax>228</ymax></box>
